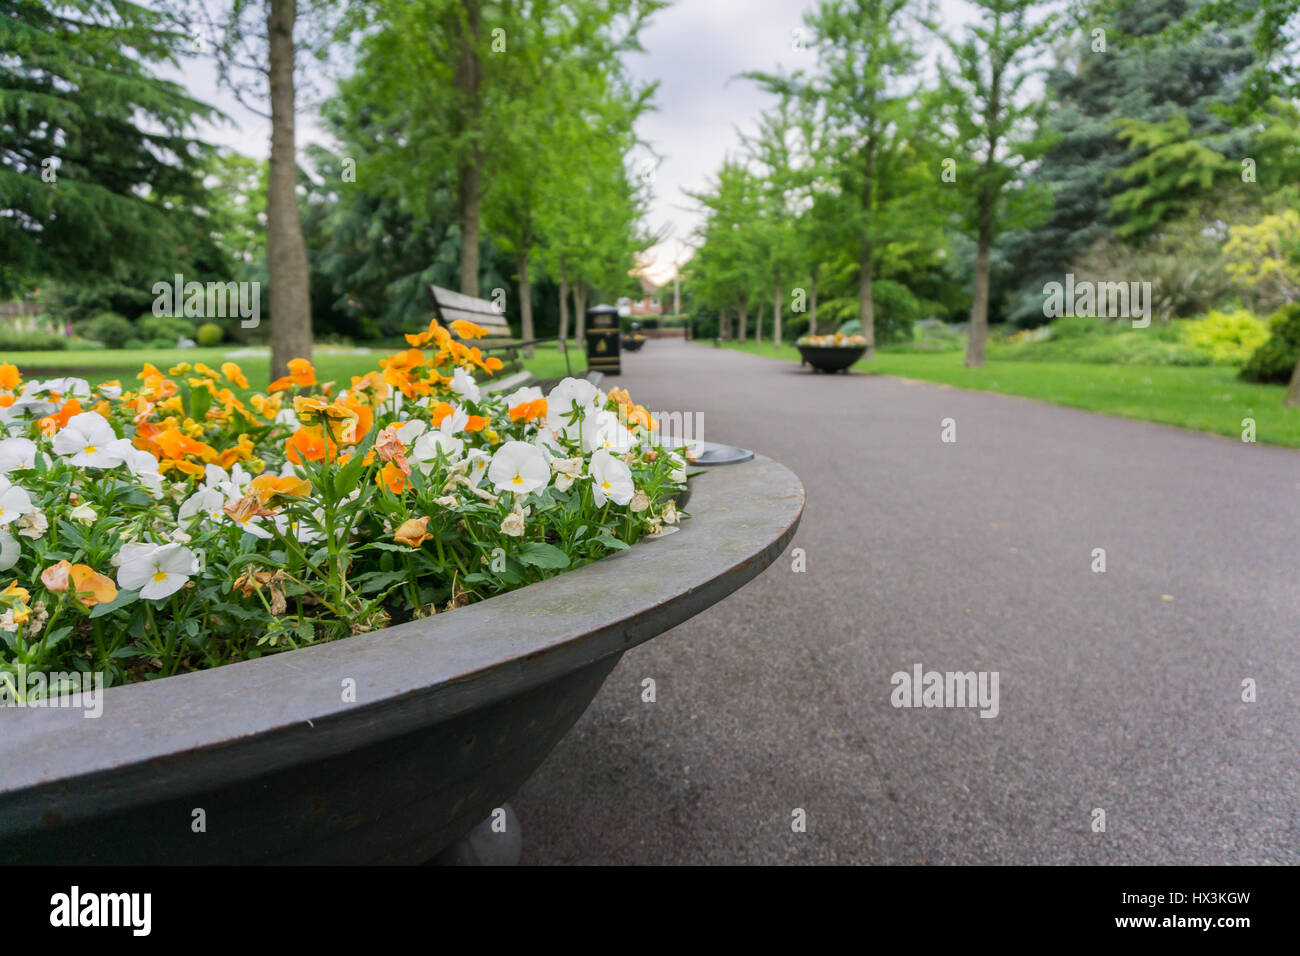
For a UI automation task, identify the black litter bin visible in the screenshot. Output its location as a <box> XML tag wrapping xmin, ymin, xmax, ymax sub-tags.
<box><xmin>585</xmin><ymin>304</ymin><xmax>621</xmax><ymax>375</ymax></box>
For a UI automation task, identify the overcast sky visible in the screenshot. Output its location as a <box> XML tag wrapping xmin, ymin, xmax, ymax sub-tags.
<box><xmin>164</xmin><ymin>0</ymin><xmax>977</xmax><ymax>287</ymax></box>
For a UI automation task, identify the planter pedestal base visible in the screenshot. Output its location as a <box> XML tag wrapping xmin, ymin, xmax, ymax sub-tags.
<box><xmin>427</xmin><ymin>803</ymin><xmax>521</xmax><ymax>866</ymax></box>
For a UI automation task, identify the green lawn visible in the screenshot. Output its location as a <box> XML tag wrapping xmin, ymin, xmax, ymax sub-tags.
<box><xmin>702</xmin><ymin>339</ymin><xmax>1300</xmax><ymax>448</ymax></box>
<box><xmin>4</xmin><ymin>342</ymin><xmax>582</xmax><ymax>392</ymax></box>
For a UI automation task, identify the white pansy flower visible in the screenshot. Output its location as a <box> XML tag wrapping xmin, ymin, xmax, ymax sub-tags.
<box><xmin>413</xmin><ymin>407</ymin><xmax>468</xmax><ymax>467</ymax></box>
<box><xmin>589</xmin><ymin>449</ymin><xmax>634</xmax><ymax>507</ymax></box>
<box><xmin>0</xmin><ymin>476</ymin><xmax>34</xmax><ymax>527</ymax></box>
<box><xmin>0</xmin><ymin>393</ymin><xmax>55</xmax><ymax>425</ymax></box>
<box><xmin>178</xmin><ymin>486</ymin><xmax>226</xmax><ymax>524</ymax></box>
<box><xmin>116</xmin><ymin>542</ymin><xmax>199</xmax><ymax>601</ymax></box>
<box><xmin>586</xmin><ymin>410</ymin><xmax>637</xmax><ymax>454</ymax></box>
<box><xmin>450</xmin><ymin>366</ymin><xmax>481</xmax><ymax>403</ymax></box>
<box><xmin>28</xmin><ymin>377</ymin><xmax>92</xmax><ymax>399</ymax></box>
<box><xmin>462</xmin><ymin>448</ymin><xmax>490</xmax><ymax>488</ymax></box>
<box><xmin>114</xmin><ymin>441</ymin><xmax>164</xmax><ymax>496</ymax></box>
<box><xmin>397</xmin><ymin>419</ymin><xmax>427</xmax><ymax>445</ymax></box>
<box><xmin>505</xmin><ymin>385</ymin><xmax>544</xmax><ymax>408</ymax></box>
<box><xmin>273</xmin><ymin>508</ymin><xmax>324</xmax><ymax>545</ymax></box>
<box><xmin>487</xmin><ymin>441</ymin><xmax>549</xmax><ymax>495</ymax></box>
<box><xmin>68</xmin><ymin>502</ymin><xmax>97</xmax><ymax>525</ymax></box>
<box><xmin>51</xmin><ymin>412</ymin><xmax>126</xmax><ymax>468</ymax></box>
<box><xmin>0</xmin><ymin>437</ymin><xmax>36</xmax><ymax>474</ymax></box>
<box><xmin>545</xmin><ymin>378</ymin><xmax>601</xmax><ymax>443</ymax></box>
<box><xmin>0</xmin><ymin>529</ymin><xmax>18</xmax><ymax>571</ymax></box>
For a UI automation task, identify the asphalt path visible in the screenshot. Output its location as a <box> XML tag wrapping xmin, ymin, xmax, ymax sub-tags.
<box><xmin>513</xmin><ymin>338</ymin><xmax>1299</xmax><ymax>864</ymax></box>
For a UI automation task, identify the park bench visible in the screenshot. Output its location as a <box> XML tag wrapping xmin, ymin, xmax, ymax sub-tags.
<box><xmin>427</xmin><ymin>283</ymin><xmax>574</xmax><ymax>394</ymax></box>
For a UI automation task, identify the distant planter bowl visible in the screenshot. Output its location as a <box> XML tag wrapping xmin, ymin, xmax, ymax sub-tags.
<box><xmin>797</xmin><ymin>344</ymin><xmax>867</xmax><ymax>373</ymax></box>
<box><xmin>0</xmin><ymin>455</ymin><xmax>804</xmax><ymax>864</ymax></box>
<box><xmin>622</xmin><ymin>335</ymin><xmax>646</xmax><ymax>351</ymax></box>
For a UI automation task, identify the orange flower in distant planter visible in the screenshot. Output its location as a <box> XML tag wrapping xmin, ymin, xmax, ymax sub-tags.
<box><xmin>393</xmin><ymin>516</ymin><xmax>433</xmax><ymax>548</ymax></box>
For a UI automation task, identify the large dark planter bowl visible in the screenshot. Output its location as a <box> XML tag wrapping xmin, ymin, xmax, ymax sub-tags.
<box><xmin>621</xmin><ymin>336</ymin><xmax>646</xmax><ymax>351</ymax></box>
<box><xmin>0</xmin><ymin>455</ymin><xmax>803</xmax><ymax>864</ymax></box>
<box><xmin>797</xmin><ymin>344</ymin><xmax>867</xmax><ymax>373</ymax></box>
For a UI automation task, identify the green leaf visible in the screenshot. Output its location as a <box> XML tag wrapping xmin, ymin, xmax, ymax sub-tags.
<box><xmin>516</xmin><ymin>541</ymin><xmax>570</xmax><ymax>569</ymax></box>
<box><xmin>89</xmin><ymin>589</ymin><xmax>140</xmax><ymax>618</ymax></box>
<box><xmin>593</xmin><ymin>535</ymin><xmax>630</xmax><ymax>551</ymax></box>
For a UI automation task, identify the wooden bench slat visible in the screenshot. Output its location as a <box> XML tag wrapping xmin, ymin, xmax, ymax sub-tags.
<box><xmin>427</xmin><ymin>282</ymin><xmax>572</xmax><ymax>388</ymax></box>
<box><xmin>428</xmin><ymin>285</ymin><xmax>504</xmax><ymax>317</ymax></box>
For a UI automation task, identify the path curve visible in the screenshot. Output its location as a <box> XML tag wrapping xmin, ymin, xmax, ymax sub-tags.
<box><xmin>514</xmin><ymin>339</ymin><xmax>1300</xmax><ymax>865</ymax></box>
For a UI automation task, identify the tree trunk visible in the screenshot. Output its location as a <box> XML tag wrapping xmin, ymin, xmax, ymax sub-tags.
<box><xmin>557</xmin><ymin>266</ymin><xmax>569</xmax><ymax>342</ymax></box>
<box><xmin>809</xmin><ymin>272</ymin><xmax>818</xmax><ymax>336</ymax></box>
<box><xmin>755</xmin><ymin>300</ymin><xmax>764</xmax><ymax>344</ymax></box>
<box><xmin>517</xmin><ymin>250</ymin><xmax>534</xmax><ymax>358</ymax></box>
<box><xmin>859</xmin><ymin>240</ymin><xmax>875</xmax><ymax>360</ymax></box>
<box><xmin>574</xmin><ymin>283</ymin><xmax>587</xmax><ymax>343</ymax></box>
<box><xmin>266</xmin><ymin>0</ymin><xmax>312</xmax><ymax>380</ymax></box>
<box><xmin>737</xmin><ymin>298</ymin><xmax>747</xmax><ymax>343</ymax></box>
<box><xmin>1285</xmin><ymin>355</ymin><xmax>1300</xmax><ymax>406</ymax></box>
<box><xmin>967</xmin><ymin>191</ymin><xmax>994</xmax><ymax>368</ymax></box>
<box><xmin>773</xmin><ymin>284</ymin><xmax>782</xmax><ymax>348</ymax></box>
<box><xmin>454</xmin><ymin>0</ymin><xmax>483</xmax><ymax>297</ymax></box>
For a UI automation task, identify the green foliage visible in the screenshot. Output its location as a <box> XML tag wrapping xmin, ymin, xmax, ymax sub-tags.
<box><xmin>196</xmin><ymin>322</ymin><xmax>224</xmax><ymax>347</ymax></box>
<box><xmin>1003</xmin><ymin>0</ymin><xmax>1257</xmax><ymax>310</ymax></box>
<box><xmin>1111</xmin><ymin>114</ymin><xmax>1238</xmax><ymax>238</ymax></box>
<box><xmin>993</xmin><ymin>315</ymin><xmax>1210</xmax><ymax>365</ymax></box>
<box><xmin>1180</xmin><ymin>309</ymin><xmax>1269</xmax><ymax>365</ymax></box>
<box><xmin>138</xmin><ymin>313</ymin><xmax>196</xmax><ymax>344</ymax></box>
<box><xmin>833</xmin><ymin>280</ymin><xmax>917</xmax><ymax>343</ymax></box>
<box><xmin>0</xmin><ymin>328</ymin><xmax>70</xmax><ymax>351</ymax></box>
<box><xmin>0</xmin><ymin>0</ymin><xmax>226</xmax><ymax>297</ymax></box>
<box><xmin>80</xmin><ymin>313</ymin><xmax>136</xmax><ymax>350</ymax></box>
<box><xmin>1239</xmin><ymin>303</ymin><xmax>1300</xmax><ymax>383</ymax></box>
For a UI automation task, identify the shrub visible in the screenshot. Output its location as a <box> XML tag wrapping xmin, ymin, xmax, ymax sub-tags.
<box><xmin>81</xmin><ymin>312</ymin><xmax>135</xmax><ymax>349</ymax></box>
<box><xmin>0</xmin><ymin>329</ymin><xmax>70</xmax><ymax>351</ymax></box>
<box><xmin>1239</xmin><ymin>303</ymin><xmax>1300</xmax><ymax>383</ymax></box>
<box><xmin>138</xmin><ymin>313</ymin><xmax>195</xmax><ymax>345</ymax></box>
<box><xmin>1180</xmin><ymin>309</ymin><xmax>1269</xmax><ymax>365</ymax></box>
<box><xmin>196</xmin><ymin>322</ymin><xmax>224</xmax><ymax>347</ymax></box>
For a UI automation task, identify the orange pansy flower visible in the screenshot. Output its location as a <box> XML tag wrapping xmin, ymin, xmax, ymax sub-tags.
<box><xmin>268</xmin><ymin>358</ymin><xmax>317</xmax><ymax>393</ymax></box>
<box><xmin>285</xmin><ymin>426</ymin><xmax>337</xmax><ymax>465</ymax></box>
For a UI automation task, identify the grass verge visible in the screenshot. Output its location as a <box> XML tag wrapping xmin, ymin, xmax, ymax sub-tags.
<box><xmin>4</xmin><ymin>342</ymin><xmax>583</xmax><ymax>392</ymax></box>
<box><xmin>699</xmin><ymin>339</ymin><xmax>1300</xmax><ymax>448</ymax></box>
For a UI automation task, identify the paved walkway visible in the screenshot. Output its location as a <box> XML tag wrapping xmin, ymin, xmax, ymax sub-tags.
<box><xmin>513</xmin><ymin>339</ymin><xmax>1299</xmax><ymax>864</ymax></box>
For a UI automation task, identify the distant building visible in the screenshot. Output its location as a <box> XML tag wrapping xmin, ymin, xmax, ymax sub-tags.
<box><xmin>617</xmin><ymin>275</ymin><xmax>664</xmax><ymax>318</ymax></box>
